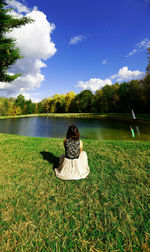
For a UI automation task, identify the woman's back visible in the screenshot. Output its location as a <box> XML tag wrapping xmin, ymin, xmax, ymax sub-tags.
<box><xmin>65</xmin><ymin>139</ymin><xmax>80</xmax><ymax>159</ymax></box>
<box><xmin>55</xmin><ymin>124</ymin><xmax>90</xmax><ymax>180</ymax></box>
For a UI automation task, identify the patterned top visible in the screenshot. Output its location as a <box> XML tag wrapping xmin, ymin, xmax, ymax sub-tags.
<box><xmin>65</xmin><ymin>139</ymin><xmax>80</xmax><ymax>159</ymax></box>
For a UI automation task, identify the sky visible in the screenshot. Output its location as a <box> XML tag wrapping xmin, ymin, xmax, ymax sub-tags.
<box><xmin>0</xmin><ymin>0</ymin><xmax>150</xmax><ymax>102</ymax></box>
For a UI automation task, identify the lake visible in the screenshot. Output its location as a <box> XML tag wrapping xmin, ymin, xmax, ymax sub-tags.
<box><xmin>0</xmin><ymin>116</ymin><xmax>150</xmax><ymax>140</ymax></box>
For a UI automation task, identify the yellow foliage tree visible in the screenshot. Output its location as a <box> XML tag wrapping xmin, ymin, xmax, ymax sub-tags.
<box><xmin>64</xmin><ymin>91</ymin><xmax>76</xmax><ymax>112</ymax></box>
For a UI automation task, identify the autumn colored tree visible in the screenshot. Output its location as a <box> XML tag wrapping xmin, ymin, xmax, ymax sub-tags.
<box><xmin>0</xmin><ymin>100</ymin><xmax>4</xmax><ymax>115</ymax></box>
<box><xmin>41</xmin><ymin>98</ymin><xmax>50</xmax><ymax>113</ymax></box>
<box><xmin>64</xmin><ymin>91</ymin><xmax>76</xmax><ymax>112</ymax></box>
<box><xmin>49</xmin><ymin>94</ymin><xmax>66</xmax><ymax>113</ymax></box>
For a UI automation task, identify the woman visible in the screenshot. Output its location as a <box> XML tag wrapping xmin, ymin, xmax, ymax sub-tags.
<box><xmin>55</xmin><ymin>124</ymin><xmax>90</xmax><ymax>180</ymax></box>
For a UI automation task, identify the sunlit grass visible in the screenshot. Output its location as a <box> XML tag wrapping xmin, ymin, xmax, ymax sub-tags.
<box><xmin>0</xmin><ymin>133</ymin><xmax>150</xmax><ymax>250</ymax></box>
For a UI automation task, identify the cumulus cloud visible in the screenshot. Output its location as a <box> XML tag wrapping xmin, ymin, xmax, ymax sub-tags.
<box><xmin>126</xmin><ymin>38</ymin><xmax>150</xmax><ymax>57</ymax></box>
<box><xmin>78</xmin><ymin>78</ymin><xmax>112</xmax><ymax>92</ymax></box>
<box><xmin>69</xmin><ymin>35</ymin><xmax>85</xmax><ymax>45</ymax></box>
<box><xmin>6</xmin><ymin>0</ymin><xmax>30</xmax><ymax>13</ymax></box>
<box><xmin>111</xmin><ymin>66</ymin><xmax>145</xmax><ymax>82</ymax></box>
<box><xmin>18</xmin><ymin>92</ymin><xmax>41</xmax><ymax>103</ymax></box>
<box><xmin>77</xmin><ymin>66</ymin><xmax>145</xmax><ymax>92</ymax></box>
<box><xmin>0</xmin><ymin>1</ymin><xmax>57</xmax><ymax>100</ymax></box>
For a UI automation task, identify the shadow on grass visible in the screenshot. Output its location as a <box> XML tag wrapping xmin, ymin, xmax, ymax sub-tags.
<box><xmin>40</xmin><ymin>151</ymin><xmax>59</xmax><ymax>170</ymax></box>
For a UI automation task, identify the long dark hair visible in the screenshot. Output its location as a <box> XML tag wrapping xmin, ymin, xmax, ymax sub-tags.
<box><xmin>66</xmin><ymin>124</ymin><xmax>80</xmax><ymax>140</ymax></box>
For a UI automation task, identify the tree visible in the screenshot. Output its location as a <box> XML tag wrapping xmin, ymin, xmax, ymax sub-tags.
<box><xmin>64</xmin><ymin>91</ymin><xmax>76</xmax><ymax>112</ymax></box>
<box><xmin>100</xmin><ymin>84</ymin><xmax>119</xmax><ymax>112</ymax></box>
<box><xmin>6</xmin><ymin>100</ymin><xmax>14</xmax><ymax>115</ymax></box>
<box><xmin>117</xmin><ymin>82</ymin><xmax>129</xmax><ymax>112</ymax></box>
<box><xmin>127</xmin><ymin>80</ymin><xmax>141</xmax><ymax>112</ymax></box>
<box><xmin>37</xmin><ymin>102</ymin><xmax>43</xmax><ymax>114</ymax></box>
<box><xmin>0</xmin><ymin>0</ymin><xmax>33</xmax><ymax>82</ymax></box>
<box><xmin>49</xmin><ymin>94</ymin><xmax>65</xmax><ymax>113</ymax></box>
<box><xmin>95</xmin><ymin>89</ymin><xmax>103</xmax><ymax>112</ymax></box>
<box><xmin>14</xmin><ymin>94</ymin><xmax>25</xmax><ymax>112</ymax></box>
<box><xmin>41</xmin><ymin>98</ymin><xmax>50</xmax><ymax>113</ymax></box>
<box><xmin>146</xmin><ymin>43</ymin><xmax>150</xmax><ymax>74</ymax></box>
<box><xmin>142</xmin><ymin>73</ymin><xmax>150</xmax><ymax>112</ymax></box>
<box><xmin>0</xmin><ymin>100</ymin><xmax>4</xmax><ymax>115</ymax></box>
<box><xmin>74</xmin><ymin>90</ymin><xmax>96</xmax><ymax>113</ymax></box>
<box><xmin>25</xmin><ymin>99</ymin><xmax>35</xmax><ymax>114</ymax></box>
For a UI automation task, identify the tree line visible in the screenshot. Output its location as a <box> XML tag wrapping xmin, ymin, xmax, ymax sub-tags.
<box><xmin>0</xmin><ymin>74</ymin><xmax>150</xmax><ymax>116</ymax></box>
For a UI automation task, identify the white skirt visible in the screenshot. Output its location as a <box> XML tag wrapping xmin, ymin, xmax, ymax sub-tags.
<box><xmin>55</xmin><ymin>151</ymin><xmax>90</xmax><ymax>180</ymax></box>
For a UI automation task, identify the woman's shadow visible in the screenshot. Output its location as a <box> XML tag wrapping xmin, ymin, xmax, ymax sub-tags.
<box><xmin>40</xmin><ymin>151</ymin><xmax>59</xmax><ymax>170</ymax></box>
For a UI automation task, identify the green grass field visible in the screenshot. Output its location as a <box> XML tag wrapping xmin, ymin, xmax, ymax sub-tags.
<box><xmin>0</xmin><ymin>133</ymin><xmax>150</xmax><ymax>251</ymax></box>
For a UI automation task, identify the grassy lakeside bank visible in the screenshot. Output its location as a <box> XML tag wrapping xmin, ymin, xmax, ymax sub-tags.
<box><xmin>0</xmin><ymin>134</ymin><xmax>150</xmax><ymax>251</ymax></box>
<box><xmin>0</xmin><ymin>112</ymin><xmax>150</xmax><ymax>122</ymax></box>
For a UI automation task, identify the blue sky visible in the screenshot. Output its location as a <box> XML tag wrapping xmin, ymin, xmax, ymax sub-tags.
<box><xmin>1</xmin><ymin>0</ymin><xmax>150</xmax><ymax>101</ymax></box>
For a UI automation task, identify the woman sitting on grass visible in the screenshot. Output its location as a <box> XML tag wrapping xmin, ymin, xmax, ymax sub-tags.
<box><xmin>55</xmin><ymin>124</ymin><xmax>90</xmax><ymax>180</ymax></box>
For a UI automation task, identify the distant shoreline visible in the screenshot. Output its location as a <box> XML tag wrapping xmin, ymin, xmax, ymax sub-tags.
<box><xmin>0</xmin><ymin>113</ymin><xmax>150</xmax><ymax>123</ymax></box>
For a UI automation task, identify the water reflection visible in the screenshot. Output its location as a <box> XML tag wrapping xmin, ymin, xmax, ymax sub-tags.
<box><xmin>0</xmin><ymin>116</ymin><xmax>150</xmax><ymax>140</ymax></box>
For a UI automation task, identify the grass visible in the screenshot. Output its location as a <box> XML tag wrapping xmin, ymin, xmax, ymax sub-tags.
<box><xmin>0</xmin><ymin>112</ymin><xmax>150</xmax><ymax>123</ymax></box>
<box><xmin>0</xmin><ymin>133</ymin><xmax>150</xmax><ymax>251</ymax></box>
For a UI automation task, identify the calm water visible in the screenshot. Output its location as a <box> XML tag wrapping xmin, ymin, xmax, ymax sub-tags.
<box><xmin>0</xmin><ymin>116</ymin><xmax>150</xmax><ymax>140</ymax></box>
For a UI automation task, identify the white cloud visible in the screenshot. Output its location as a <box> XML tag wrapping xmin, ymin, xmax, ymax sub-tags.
<box><xmin>126</xmin><ymin>38</ymin><xmax>150</xmax><ymax>57</ymax></box>
<box><xmin>19</xmin><ymin>92</ymin><xmax>41</xmax><ymax>103</ymax></box>
<box><xmin>6</xmin><ymin>0</ymin><xmax>30</xmax><ymax>13</ymax></box>
<box><xmin>78</xmin><ymin>78</ymin><xmax>112</xmax><ymax>92</ymax></box>
<box><xmin>69</xmin><ymin>35</ymin><xmax>85</xmax><ymax>45</ymax></box>
<box><xmin>102</xmin><ymin>59</ymin><xmax>108</xmax><ymax>64</ymax></box>
<box><xmin>10</xmin><ymin>11</ymin><xmax>56</xmax><ymax>60</ymax></box>
<box><xmin>111</xmin><ymin>66</ymin><xmax>145</xmax><ymax>82</ymax></box>
<box><xmin>0</xmin><ymin>72</ymin><xmax>45</xmax><ymax>96</ymax></box>
<box><xmin>0</xmin><ymin>1</ymin><xmax>57</xmax><ymax>100</ymax></box>
<box><xmin>77</xmin><ymin>66</ymin><xmax>145</xmax><ymax>92</ymax></box>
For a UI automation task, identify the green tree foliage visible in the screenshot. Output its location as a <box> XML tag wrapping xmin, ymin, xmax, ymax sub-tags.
<box><xmin>24</xmin><ymin>99</ymin><xmax>36</xmax><ymax>114</ymax></box>
<box><xmin>142</xmin><ymin>73</ymin><xmax>150</xmax><ymax>112</ymax></box>
<box><xmin>127</xmin><ymin>80</ymin><xmax>142</xmax><ymax>112</ymax></box>
<box><xmin>0</xmin><ymin>96</ymin><xmax>37</xmax><ymax>116</ymax></box>
<box><xmin>95</xmin><ymin>89</ymin><xmax>103</xmax><ymax>112</ymax></box>
<box><xmin>0</xmin><ymin>75</ymin><xmax>150</xmax><ymax>117</ymax></box>
<box><xmin>37</xmin><ymin>102</ymin><xmax>43</xmax><ymax>114</ymax></box>
<box><xmin>146</xmin><ymin>43</ymin><xmax>150</xmax><ymax>74</ymax></box>
<box><xmin>14</xmin><ymin>94</ymin><xmax>25</xmax><ymax>112</ymax></box>
<box><xmin>95</xmin><ymin>84</ymin><xmax>120</xmax><ymax>112</ymax></box>
<box><xmin>118</xmin><ymin>82</ymin><xmax>129</xmax><ymax>112</ymax></box>
<box><xmin>0</xmin><ymin>0</ymin><xmax>33</xmax><ymax>82</ymax></box>
<box><xmin>74</xmin><ymin>90</ymin><xmax>96</xmax><ymax>112</ymax></box>
<box><xmin>100</xmin><ymin>84</ymin><xmax>119</xmax><ymax>112</ymax></box>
